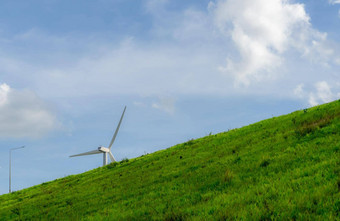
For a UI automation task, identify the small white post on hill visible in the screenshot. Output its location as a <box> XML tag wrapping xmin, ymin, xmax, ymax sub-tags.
<box><xmin>9</xmin><ymin>146</ymin><xmax>25</xmax><ymax>193</ymax></box>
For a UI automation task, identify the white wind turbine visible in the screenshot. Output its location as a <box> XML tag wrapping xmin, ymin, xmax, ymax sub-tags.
<box><xmin>70</xmin><ymin>106</ymin><xmax>126</xmax><ymax>166</ymax></box>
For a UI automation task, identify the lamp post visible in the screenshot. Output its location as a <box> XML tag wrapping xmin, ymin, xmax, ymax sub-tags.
<box><xmin>9</xmin><ymin>146</ymin><xmax>25</xmax><ymax>193</ymax></box>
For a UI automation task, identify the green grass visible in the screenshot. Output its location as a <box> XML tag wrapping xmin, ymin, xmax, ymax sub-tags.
<box><xmin>1</xmin><ymin>100</ymin><xmax>339</xmax><ymax>220</ymax></box>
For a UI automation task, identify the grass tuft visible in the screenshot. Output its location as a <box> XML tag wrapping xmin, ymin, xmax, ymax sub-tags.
<box><xmin>223</xmin><ymin>169</ymin><xmax>233</xmax><ymax>184</ymax></box>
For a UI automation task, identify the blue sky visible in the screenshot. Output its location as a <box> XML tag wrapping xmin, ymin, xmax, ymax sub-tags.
<box><xmin>0</xmin><ymin>0</ymin><xmax>339</xmax><ymax>194</ymax></box>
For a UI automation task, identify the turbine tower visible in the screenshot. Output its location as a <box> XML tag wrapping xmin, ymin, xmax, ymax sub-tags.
<box><xmin>70</xmin><ymin>106</ymin><xmax>126</xmax><ymax>166</ymax></box>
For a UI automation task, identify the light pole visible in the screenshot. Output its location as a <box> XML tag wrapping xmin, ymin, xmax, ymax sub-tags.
<box><xmin>9</xmin><ymin>146</ymin><xmax>25</xmax><ymax>193</ymax></box>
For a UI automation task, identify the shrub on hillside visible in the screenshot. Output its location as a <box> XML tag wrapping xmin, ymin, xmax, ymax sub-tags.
<box><xmin>120</xmin><ymin>158</ymin><xmax>129</xmax><ymax>164</ymax></box>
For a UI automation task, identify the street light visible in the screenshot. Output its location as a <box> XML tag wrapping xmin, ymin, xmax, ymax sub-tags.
<box><xmin>9</xmin><ymin>146</ymin><xmax>25</xmax><ymax>193</ymax></box>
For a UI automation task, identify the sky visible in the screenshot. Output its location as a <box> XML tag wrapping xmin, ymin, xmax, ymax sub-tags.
<box><xmin>0</xmin><ymin>0</ymin><xmax>339</xmax><ymax>194</ymax></box>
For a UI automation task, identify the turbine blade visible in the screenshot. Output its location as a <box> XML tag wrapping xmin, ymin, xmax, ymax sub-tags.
<box><xmin>109</xmin><ymin>151</ymin><xmax>116</xmax><ymax>162</ymax></box>
<box><xmin>70</xmin><ymin>149</ymin><xmax>102</xmax><ymax>157</ymax></box>
<box><xmin>108</xmin><ymin>106</ymin><xmax>126</xmax><ymax>149</ymax></box>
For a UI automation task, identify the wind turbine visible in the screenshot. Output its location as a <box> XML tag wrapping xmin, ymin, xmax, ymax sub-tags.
<box><xmin>70</xmin><ymin>106</ymin><xmax>126</xmax><ymax>166</ymax></box>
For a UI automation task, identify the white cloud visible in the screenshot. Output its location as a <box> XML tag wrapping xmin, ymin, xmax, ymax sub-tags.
<box><xmin>133</xmin><ymin>97</ymin><xmax>176</xmax><ymax>114</ymax></box>
<box><xmin>294</xmin><ymin>83</ymin><xmax>304</xmax><ymax>98</ymax></box>
<box><xmin>308</xmin><ymin>94</ymin><xmax>318</xmax><ymax>107</ymax></box>
<box><xmin>336</xmin><ymin>57</ymin><xmax>340</xmax><ymax>65</ymax></box>
<box><xmin>0</xmin><ymin>83</ymin><xmax>10</xmax><ymax>105</ymax></box>
<box><xmin>0</xmin><ymin>83</ymin><xmax>58</xmax><ymax>138</ymax></box>
<box><xmin>329</xmin><ymin>0</ymin><xmax>340</xmax><ymax>4</ymax></box>
<box><xmin>315</xmin><ymin>81</ymin><xmax>334</xmax><ymax>102</ymax></box>
<box><xmin>133</xmin><ymin>101</ymin><xmax>147</xmax><ymax>107</ymax></box>
<box><xmin>300</xmin><ymin>32</ymin><xmax>340</xmax><ymax>67</ymax></box>
<box><xmin>211</xmin><ymin>0</ymin><xmax>333</xmax><ymax>86</ymax></box>
<box><xmin>294</xmin><ymin>81</ymin><xmax>340</xmax><ymax>106</ymax></box>
<box><xmin>307</xmin><ymin>81</ymin><xmax>339</xmax><ymax>106</ymax></box>
<box><xmin>152</xmin><ymin>97</ymin><xmax>176</xmax><ymax>114</ymax></box>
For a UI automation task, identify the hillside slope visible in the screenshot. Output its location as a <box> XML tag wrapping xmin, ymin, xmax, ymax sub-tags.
<box><xmin>0</xmin><ymin>100</ymin><xmax>339</xmax><ymax>220</ymax></box>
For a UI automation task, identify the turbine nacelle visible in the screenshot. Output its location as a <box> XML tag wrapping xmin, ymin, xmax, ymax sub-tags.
<box><xmin>70</xmin><ymin>106</ymin><xmax>126</xmax><ymax>166</ymax></box>
<box><xmin>98</xmin><ymin>146</ymin><xmax>109</xmax><ymax>153</ymax></box>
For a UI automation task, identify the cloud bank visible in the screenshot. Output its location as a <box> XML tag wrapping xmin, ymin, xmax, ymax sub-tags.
<box><xmin>0</xmin><ymin>0</ymin><xmax>339</xmax><ymax>107</ymax></box>
<box><xmin>0</xmin><ymin>83</ymin><xmax>58</xmax><ymax>138</ymax></box>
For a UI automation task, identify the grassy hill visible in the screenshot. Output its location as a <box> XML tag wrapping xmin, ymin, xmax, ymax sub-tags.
<box><xmin>0</xmin><ymin>100</ymin><xmax>339</xmax><ymax>220</ymax></box>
